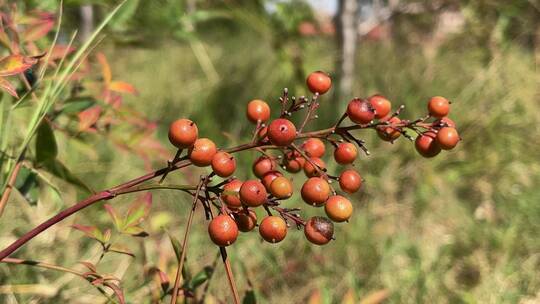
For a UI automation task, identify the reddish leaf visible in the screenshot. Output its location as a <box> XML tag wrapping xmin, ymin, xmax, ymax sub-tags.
<box><xmin>23</xmin><ymin>19</ymin><xmax>54</xmax><ymax>42</ymax></box>
<box><xmin>124</xmin><ymin>194</ymin><xmax>152</xmax><ymax>228</ymax></box>
<box><xmin>104</xmin><ymin>204</ymin><xmax>123</xmax><ymax>230</ymax></box>
<box><xmin>0</xmin><ymin>77</ymin><xmax>18</xmax><ymax>98</ymax></box>
<box><xmin>71</xmin><ymin>224</ymin><xmax>99</xmax><ymax>239</ymax></box>
<box><xmin>0</xmin><ymin>54</ymin><xmax>37</xmax><ymax>77</ymax></box>
<box><xmin>77</xmin><ymin>106</ymin><xmax>102</xmax><ymax>132</ymax></box>
<box><xmin>109</xmin><ymin>81</ymin><xmax>138</xmax><ymax>95</ymax></box>
<box><xmin>96</xmin><ymin>53</ymin><xmax>111</xmax><ymax>84</ymax></box>
<box><xmin>156</xmin><ymin>268</ymin><xmax>170</xmax><ymax>292</ymax></box>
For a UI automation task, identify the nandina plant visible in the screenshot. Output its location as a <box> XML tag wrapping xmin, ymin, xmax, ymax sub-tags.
<box><xmin>0</xmin><ymin>68</ymin><xmax>460</xmax><ymax>303</ymax></box>
<box><xmin>0</xmin><ymin>4</ymin><xmax>463</xmax><ymax>304</ymax></box>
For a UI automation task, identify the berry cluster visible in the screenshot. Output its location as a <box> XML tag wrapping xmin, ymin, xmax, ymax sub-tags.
<box><xmin>166</xmin><ymin>71</ymin><xmax>460</xmax><ymax>247</ymax></box>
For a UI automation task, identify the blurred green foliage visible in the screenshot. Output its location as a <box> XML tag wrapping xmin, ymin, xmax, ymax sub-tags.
<box><xmin>1</xmin><ymin>0</ymin><xmax>540</xmax><ymax>303</ymax></box>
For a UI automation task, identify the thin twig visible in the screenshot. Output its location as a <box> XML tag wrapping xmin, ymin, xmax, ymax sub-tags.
<box><xmin>170</xmin><ymin>177</ymin><xmax>204</xmax><ymax>304</ymax></box>
<box><xmin>219</xmin><ymin>247</ymin><xmax>240</xmax><ymax>304</ymax></box>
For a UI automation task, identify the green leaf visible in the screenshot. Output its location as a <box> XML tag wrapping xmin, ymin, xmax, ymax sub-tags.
<box><xmin>42</xmin><ymin>159</ymin><xmax>93</xmax><ymax>193</ymax></box>
<box><xmin>188</xmin><ymin>266</ymin><xmax>214</xmax><ymax>290</ymax></box>
<box><xmin>123</xmin><ymin>193</ymin><xmax>151</xmax><ymax>228</ymax></box>
<box><xmin>60</xmin><ymin>97</ymin><xmax>96</xmax><ymax>114</ymax></box>
<box><xmin>35</xmin><ymin>121</ymin><xmax>58</xmax><ymax>163</ymax></box>
<box><xmin>243</xmin><ymin>289</ymin><xmax>257</xmax><ymax>304</ymax></box>
<box><xmin>167</xmin><ymin>230</ymin><xmax>182</xmax><ymax>262</ymax></box>
<box><xmin>14</xmin><ymin>167</ymin><xmax>39</xmax><ymax>205</ymax></box>
<box><xmin>121</xmin><ymin>225</ymin><xmax>148</xmax><ymax>237</ymax></box>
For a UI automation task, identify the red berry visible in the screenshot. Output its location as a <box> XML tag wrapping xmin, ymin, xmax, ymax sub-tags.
<box><xmin>415</xmin><ymin>131</ymin><xmax>441</xmax><ymax>158</ymax></box>
<box><xmin>252</xmin><ymin>156</ymin><xmax>277</xmax><ymax>178</ymax></box>
<box><xmin>303</xmin><ymin>157</ymin><xmax>326</xmax><ymax>177</ymax></box>
<box><xmin>338</xmin><ymin>169</ymin><xmax>362</xmax><ymax>193</ymax></box>
<box><xmin>347</xmin><ymin>98</ymin><xmax>375</xmax><ymax>124</ymax></box>
<box><xmin>239</xmin><ymin>180</ymin><xmax>268</xmax><ymax>207</ymax></box>
<box><xmin>267</xmin><ymin>119</ymin><xmax>297</xmax><ymax>146</ymax></box>
<box><xmin>259</xmin><ymin>216</ymin><xmax>287</xmax><ymax>243</ymax></box>
<box><xmin>284</xmin><ymin>152</ymin><xmax>305</xmax><ymax>173</ymax></box>
<box><xmin>377</xmin><ymin>116</ymin><xmax>401</xmax><ymax>142</ymax></box>
<box><xmin>325</xmin><ymin>195</ymin><xmax>353</xmax><ymax>222</ymax></box>
<box><xmin>261</xmin><ymin>171</ymin><xmax>283</xmax><ymax>191</ymax></box>
<box><xmin>369</xmin><ymin>95</ymin><xmax>392</xmax><ymax>119</ymax></box>
<box><xmin>246</xmin><ymin>99</ymin><xmax>271</xmax><ymax>123</ymax></box>
<box><xmin>428</xmin><ymin>96</ymin><xmax>450</xmax><ymax>118</ymax></box>
<box><xmin>302</xmin><ymin>138</ymin><xmax>325</xmax><ymax>158</ymax></box>
<box><xmin>306</xmin><ymin>71</ymin><xmax>332</xmax><ymax>95</ymax></box>
<box><xmin>211</xmin><ymin>152</ymin><xmax>236</xmax><ymax>177</ymax></box>
<box><xmin>188</xmin><ymin>138</ymin><xmax>217</xmax><ymax>167</ymax></box>
<box><xmin>221</xmin><ymin>179</ymin><xmax>243</xmax><ymax>209</ymax></box>
<box><xmin>436</xmin><ymin>127</ymin><xmax>460</xmax><ymax>150</ymax></box>
<box><xmin>234</xmin><ymin>209</ymin><xmax>257</xmax><ymax>232</ymax></box>
<box><xmin>301</xmin><ymin>177</ymin><xmax>330</xmax><ymax>207</ymax></box>
<box><xmin>304</xmin><ymin>216</ymin><xmax>334</xmax><ymax>245</ymax></box>
<box><xmin>208</xmin><ymin>214</ymin><xmax>238</xmax><ymax>247</ymax></box>
<box><xmin>333</xmin><ymin>142</ymin><xmax>358</xmax><ymax>164</ymax></box>
<box><xmin>269</xmin><ymin>176</ymin><xmax>293</xmax><ymax>199</ymax></box>
<box><xmin>168</xmin><ymin>119</ymin><xmax>198</xmax><ymax>148</ymax></box>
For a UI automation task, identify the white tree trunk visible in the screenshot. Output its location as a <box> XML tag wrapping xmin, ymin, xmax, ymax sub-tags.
<box><xmin>336</xmin><ymin>0</ymin><xmax>359</xmax><ymax>103</ymax></box>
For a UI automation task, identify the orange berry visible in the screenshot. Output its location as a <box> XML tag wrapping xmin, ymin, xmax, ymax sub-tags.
<box><xmin>428</xmin><ymin>96</ymin><xmax>450</xmax><ymax>118</ymax></box>
<box><xmin>415</xmin><ymin>131</ymin><xmax>441</xmax><ymax>158</ymax></box>
<box><xmin>306</xmin><ymin>71</ymin><xmax>332</xmax><ymax>95</ymax></box>
<box><xmin>168</xmin><ymin>119</ymin><xmax>198</xmax><ymax>148</ymax></box>
<box><xmin>304</xmin><ymin>216</ymin><xmax>334</xmax><ymax>245</ymax></box>
<box><xmin>347</xmin><ymin>98</ymin><xmax>375</xmax><ymax>124</ymax></box>
<box><xmin>269</xmin><ymin>176</ymin><xmax>293</xmax><ymax>199</ymax></box>
<box><xmin>436</xmin><ymin>127</ymin><xmax>460</xmax><ymax>150</ymax></box>
<box><xmin>246</xmin><ymin>99</ymin><xmax>271</xmax><ymax>123</ymax></box>
<box><xmin>301</xmin><ymin>177</ymin><xmax>330</xmax><ymax>207</ymax></box>
<box><xmin>261</xmin><ymin>171</ymin><xmax>283</xmax><ymax>191</ymax></box>
<box><xmin>208</xmin><ymin>214</ymin><xmax>238</xmax><ymax>247</ymax></box>
<box><xmin>221</xmin><ymin>179</ymin><xmax>243</xmax><ymax>209</ymax></box>
<box><xmin>369</xmin><ymin>95</ymin><xmax>392</xmax><ymax>119</ymax></box>
<box><xmin>239</xmin><ymin>180</ymin><xmax>267</xmax><ymax>207</ymax></box>
<box><xmin>338</xmin><ymin>169</ymin><xmax>362</xmax><ymax>193</ymax></box>
<box><xmin>324</xmin><ymin>195</ymin><xmax>353</xmax><ymax>222</ymax></box>
<box><xmin>188</xmin><ymin>138</ymin><xmax>217</xmax><ymax>167</ymax></box>
<box><xmin>211</xmin><ymin>152</ymin><xmax>236</xmax><ymax>177</ymax></box>
<box><xmin>377</xmin><ymin>116</ymin><xmax>401</xmax><ymax>142</ymax></box>
<box><xmin>234</xmin><ymin>209</ymin><xmax>257</xmax><ymax>232</ymax></box>
<box><xmin>252</xmin><ymin>156</ymin><xmax>277</xmax><ymax>178</ymax></box>
<box><xmin>302</xmin><ymin>138</ymin><xmax>325</xmax><ymax>158</ymax></box>
<box><xmin>267</xmin><ymin>119</ymin><xmax>297</xmax><ymax>146</ymax></box>
<box><xmin>259</xmin><ymin>216</ymin><xmax>287</xmax><ymax>243</ymax></box>
<box><xmin>333</xmin><ymin>142</ymin><xmax>358</xmax><ymax>164</ymax></box>
<box><xmin>303</xmin><ymin>157</ymin><xmax>326</xmax><ymax>177</ymax></box>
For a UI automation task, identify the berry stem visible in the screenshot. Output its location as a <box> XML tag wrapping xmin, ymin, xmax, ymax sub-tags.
<box><xmin>220</xmin><ymin>246</ymin><xmax>241</xmax><ymax>304</ymax></box>
<box><xmin>170</xmin><ymin>177</ymin><xmax>204</xmax><ymax>304</ymax></box>
<box><xmin>159</xmin><ymin>149</ymin><xmax>184</xmax><ymax>184</ymax></box>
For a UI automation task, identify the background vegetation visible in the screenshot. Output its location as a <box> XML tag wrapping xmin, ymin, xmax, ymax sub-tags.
<box><xmin>1</xmin><ymin>0</ymin><xmax>539</xmax><ymax>303</ymax></box>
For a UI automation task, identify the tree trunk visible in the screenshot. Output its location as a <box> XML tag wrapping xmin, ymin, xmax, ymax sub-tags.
<box><xmin>335</xmin><ymin>0</ymin><xmax>359</xmax><ymax>105</ymax></box>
